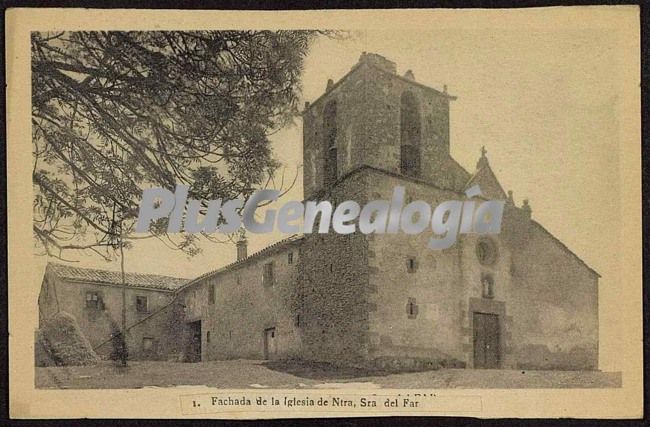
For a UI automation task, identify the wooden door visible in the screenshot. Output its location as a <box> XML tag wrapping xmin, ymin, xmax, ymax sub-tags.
<box><xmin>186</xmin><ymin>320</ymin><xmax>201</xmax><ymax>362</ymax></box>
<box><xmin>473</xmin><ymin>312</ymin><xmax>500</xmax><ymax>369</ymax></box>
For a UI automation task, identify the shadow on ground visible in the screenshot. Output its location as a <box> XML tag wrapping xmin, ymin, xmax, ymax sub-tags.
<box><xmin>261</xmin><ymin>359</ymin><xmax>432</xmax><ymax>380</ymax></box>
<box><xmin>35</xmin><ymin>359</ymin><xmax>623</xmax><ymax>389</ymax></box>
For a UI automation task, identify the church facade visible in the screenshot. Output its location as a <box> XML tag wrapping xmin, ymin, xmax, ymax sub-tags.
<box><xmin>38</xmin><ymin>53</ymin><xmax>600</xmax><ymax>371</ymax></box>
<box><xmin>177</xmin><ymin>53</ymin><xmax>599</xmax><ymax>370</ymax></box>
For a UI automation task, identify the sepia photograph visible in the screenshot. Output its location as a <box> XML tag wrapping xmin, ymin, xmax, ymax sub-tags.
<box><xmin>7</xmin><ymin>6</ymin><xmax>643</xmax><ymax>419</ymax></box>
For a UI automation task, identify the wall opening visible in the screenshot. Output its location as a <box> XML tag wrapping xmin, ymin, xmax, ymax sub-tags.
<box><xmin>185</xmin><ymin>320</ymin><xmax>202</xmax><ymax>362</ymax></box>
<box><xmin>323</xmin><ymin>100</ymin><xmax>338</xmax><ymax>186</ymax></box>
<box><xmin>264</xmin><ymin>327</ymin><xmax>277</xmax><ymax>360</ymax></box>
<box><xmin>400</xmin><ymin>91</ymin><xmax>421</xmax><ymax>177</ymax></box>
<box><xmin>473</xmin><ymin>312</ymin><xmax>501</xmax><ymax>369</ymax></box>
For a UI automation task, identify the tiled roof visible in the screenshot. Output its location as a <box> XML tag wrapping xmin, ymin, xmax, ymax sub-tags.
<box><xmin>180</xmin><ymin>234</ymin><xmax>304</xmax><ymax>291</ymax></box>
<box><xmin>47</xmin><ymin>263</ymin><xmax>190</xmax><ymax>291</ymax></box>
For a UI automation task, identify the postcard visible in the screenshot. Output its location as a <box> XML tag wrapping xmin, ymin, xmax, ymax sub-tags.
<box><xmin>6</xmin><ymin>6</ymin><xmax>642</xmax><ymax>419</ymax></box>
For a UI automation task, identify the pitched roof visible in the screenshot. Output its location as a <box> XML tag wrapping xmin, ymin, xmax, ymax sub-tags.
<box><xmin>465</xmin><ymin>162</ymin><xmax>507</xmax><ymax>199</ymax></box>
<box><xmin>529</xmin><ymin>221</ymin><xmax>600</xmax><ymax>278</ymax></box>
<box><xmin>47</xmin><ymin>263</ymin><xmax>190</xmax><ymax>291</ymax></box>
<box><xmin>179</xmin><ymin>234</ymin><xmax>304</xmax><ymax>291</ymax></box>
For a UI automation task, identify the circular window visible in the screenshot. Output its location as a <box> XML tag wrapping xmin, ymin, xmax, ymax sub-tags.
<box><xmin>476</xmin><ymin>237</ymin><xmax>498</xmax><ymax>266</ymax></box>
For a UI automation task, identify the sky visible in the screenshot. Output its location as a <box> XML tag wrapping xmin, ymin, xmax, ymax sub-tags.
<box><xmin>38</xmin><ymin>28</ymin><xmax>622</xmax><ymax>280</ymax></box>
<box><xmin>32</xmin><ymin>25</ymin><xmax>632</xmax><ymax>370</ymax></box>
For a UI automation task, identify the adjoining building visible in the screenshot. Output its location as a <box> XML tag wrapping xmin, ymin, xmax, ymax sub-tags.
<box><xmin>38</xmin><ymin>53</ymin><xmax>600</xmax><ymax>370</ymax></box>
<box><xmin>38</xmin><ymin>263</ymin><xmax>189</xmax><ymax>361</ymax></box>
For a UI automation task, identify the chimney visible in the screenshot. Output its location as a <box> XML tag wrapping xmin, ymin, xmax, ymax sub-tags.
<box><xmin>236</xmin><ymin>229</ymin><xmax>247</xmax><ymax>261</ymax></box>
<box><xmin>404</xmin><ymin>70</ymin><xmax>415</xmax><ymax>81</ymax></box>
<box><xmin>326</xmin><ymin>78</ymin><xmax>334</xmax><ymax>92</ymax></box>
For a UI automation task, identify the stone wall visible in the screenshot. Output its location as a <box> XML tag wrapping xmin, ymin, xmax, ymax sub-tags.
<box><xmin>457</xmin><ymin>231</ymin><xmax>515</xmax><ymax>368</ymax></box>
<box><xmin>297</xmin><ymin>171</ymin><xmax>371</xmax><ymax>366</ymax></box>
<box><xmin>303</xmin><ymin>56</ymin><xmax>462</xmax><ymax>199</ymax></box>
<box><xmin>179</xmin><ymin>240</ymin><xmax>303</xmax><ymax>361</ymax></box>
<box><xmin>502</xmin><ymin>207</ymin><xmax>599</xmax><ymax>370</ymax></box>
<box><xmin>303</xmin><ymin>63</ymin><xmax>369</xmax><ymax>198</ymax></box>
<box><xmin>38</xmin><ymin>273</ymin><xmax>180</xmax><ymax>360</ymax></box>
<box><xmin>363</xmin><ymin>170</ymin><xmax>502</xmax><ymax>368</ymax></box>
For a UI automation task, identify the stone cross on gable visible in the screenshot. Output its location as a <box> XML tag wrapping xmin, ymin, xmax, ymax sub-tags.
<box><xmin>477</xmin><ymin>145</ymin><xmax>490</xmax><ymax>169</ymax></box>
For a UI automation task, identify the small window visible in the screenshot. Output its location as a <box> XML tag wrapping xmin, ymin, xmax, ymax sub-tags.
<box><xmin>288</xmin><ymin>251</ymin><xmax>294</xmax><ymax>265</ymax></box>
<box><xmin>207</xmin><ymin>331</ymin><xmax>211</xmax><ymax>343</ymax></box>
<box><xmin>136</xmin><ymin>296</ymin><xmax>148</xmax><ymax>313</ymax></box>
<box><xmin>294</xmin><ymin>314</ymin><xmax>300</xmax><ymax>327</ymax></box>
<box><xmin>476</xmin><ymin>238</ymin><xmax>498</xmax><ymax>266</ymax></box>
<box><xmin>208</xmin><ymin>284</ymin><xmax>215</xmax><ymax>305</ymax></box>
<box><xmin>329</xmin><ymin>263</ymin><xmax>334</xmax><ymax>273</ymax></box>
<box><xmin>263</xmin><ymin>262</ymin><xmax>274</xmax><ymax>287</ymax></box>
<box><xmin>406</xmin><ymin>298</ymin><xmax>419</xmax><ymax>319</ymax></box>
<box><xmin>85</xmin><ymin>291</ymin><xmax>103</xmax><ymax>310</ymax></box>
<box><xmin>407</xmin><ymin>257</ymin><xmax>417</xmax><ymax>273</ymax></box>
<box><xmin>481</xmin><ymin>273</ymin><xmax>495</xmax><ymax>299</ymax></box>
<box><xmin>142</xmin><ymin>337</ymin><xmax>154</xmax><ymax>352</ymax></box>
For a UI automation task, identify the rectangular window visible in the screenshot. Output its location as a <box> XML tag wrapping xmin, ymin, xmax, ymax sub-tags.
<box><xmin>406</xmin><ymin>297</ymin><xmax>419</xmax><ymax>319</ymax></box>
<box><xmin>208</xmin><ymin>284</ymin><xmax>215</xmax><ymax>305</ymax></box>
<box><xmin>263</xmin><ymin>262</ymin><xmax>274</xmax><ymax>287</ymax></box>
<box><xmin>142</xmin><ymin>337</ymin><xmax>154</xmax><ymax>352</ymax></box>
<box><xmin>136</xmin><ymin>296</ymin><xmax>148</xmax><ymax>313</ymax></box>
<box><xmin>288</xmin><ymin>252</ymin><xmax>294</xmax><ymax>265</ymax></box>
<box><xmin>85</xmin><ymin>291</ymin><xmax>102</xmax><ymax>309</ymax></box>
<box><xmin>407</xmin><ymin>257</ymin><xmax>418</xmax><ymax>273</ymax></box>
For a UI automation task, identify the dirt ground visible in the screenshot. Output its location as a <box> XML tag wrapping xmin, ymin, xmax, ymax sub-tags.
<box><xmin>35</xmin><ymin>359</ymin><xmax>622</xmax><ymax>390</ymax></box>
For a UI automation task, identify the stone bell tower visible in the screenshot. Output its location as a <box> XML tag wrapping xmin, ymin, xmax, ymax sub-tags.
<box><xmin>297</xmin><ymin>53</ymin><xmax>465</xmax><ymax>367</ymax></box>
<box><xmin>301</xmin><ymin>52</ymin><xmax>459</xmax><ymax>200</ymax></box>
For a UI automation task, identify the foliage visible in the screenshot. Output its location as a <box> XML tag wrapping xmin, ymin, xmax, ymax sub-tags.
<box><xmin>39</xmin><ymin>312</ymin><xmax>99</xmax><ymax>366</ymax></box>
<box><xmin>32</xmin><ymin>30</ymin><xmax>328</xmax><ymax>259</ymax></box>
<box><xmin>109</xmin><ymin>320</ymin><xmax>129</xmax><ymax>364</ymax></box>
